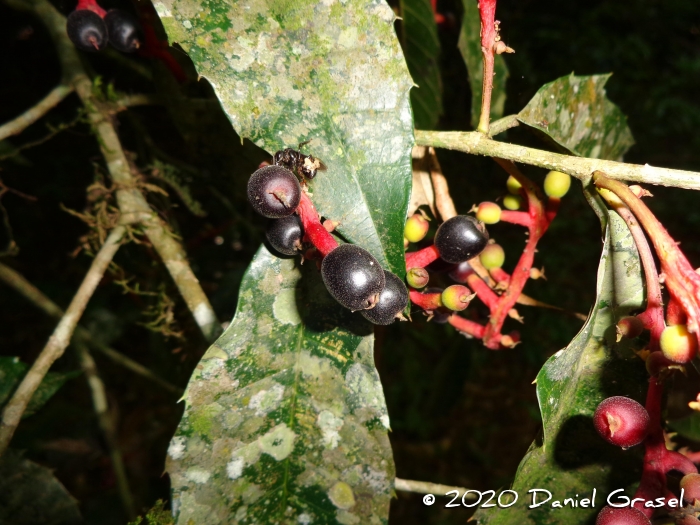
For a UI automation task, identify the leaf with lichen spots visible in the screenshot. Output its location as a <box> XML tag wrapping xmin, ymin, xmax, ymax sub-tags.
<box><xmin>167</xmin><ymin>247</ymin><xmax>394</xmax><ymax>524</ymax></box>
<box><xmin>458</xmin><ymin>0</ymin><xmax>509</xmax><ymax>129</ymax></box>
<box><xmin>399</xmin><ymin>0</ymin><xmax>442</xmax><ymax>129</ymax></box>
<box><xmin>154</xmin><ymin>0</ymin><xmax>414</xmax><ymax>275</ymax></box>
<box><xmin>474</xmin><ymin>197</ymin><xmax>647</xmax><ymax>525</ymax></box>
<box><xmin>517</xmin><ymin>74</ymin><xmax>635</xmax><ymax>161</ymax></box>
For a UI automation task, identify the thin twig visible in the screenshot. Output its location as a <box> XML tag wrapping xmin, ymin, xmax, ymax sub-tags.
<box><xmin>0</xmin><ymin>225</ymin><xmax>126</xmax><ymax>457</ymax></box>
<box><xmin>394</xmin><ymin>478</ymin><xmax>477</xmax><ymax>500</ymax></box>
<box><xmin>415</xmin><ymin>130</ymin><xmax>700</xmax><ymax>191</ymax></box>
<box><xmin>75</xmin><ymin>342</ymin><xmax>136</xmax><ymax>520</ymax></box>
<box><xmin>488</xmin><ymin>114</ymin><xmax>519</xmax><ymax>137</ymax></box>
<box><xmin>0</xmin><ymin>84</ymin><xmax>73</xmax><ymax>141</ymax></box>
<box><xmin>6</xmin><ymin>0</ymin><xmax>222</xmax><ymax>343</ymax></box>
<box><xmin>0</xmin><ymin>261</ymin><xmax>184</xmax><ymax>395</ymax></box>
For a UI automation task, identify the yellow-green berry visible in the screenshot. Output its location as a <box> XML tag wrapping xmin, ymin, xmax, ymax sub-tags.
<box><xmin>506</xmin><ymin>176</ymin><xmax>522</xmax><ymax>195</ymax></box>
<box><xmin>544</xmin><ymin>170</ymin><xmax>571</xmax><ymax>198</ymax></box>
<box><xmin>406</xmin><ymin>267</ymin><xmax>429</xmax><ymax>289</ymax></box>
<box><xmin>660</xmin><ymin>324</ymin><xmax>698</xmax><ymax>363</ymax></box>
<box><xmin>479</xmin><ymin>243</ymin><xmax>505</xmax><ymax>270</ymax></box>
<box><xmin>441</xmin><ymin>285</ymin><xmax>474</xmax><ymax>311</ymax></box>
<box><xmin>476</xmin><ymin>202</ymin><xmax>501</xmax><ymax>224</ymax></box>
<box><xmin>404</xmin><ymin>213</ymin><xmax>430</xmax><ymax>243</ymax></box>
<box><xmin>503</xmin><ymin>194</ymin><xmax>522</xmax><ymax>211</ymax></box>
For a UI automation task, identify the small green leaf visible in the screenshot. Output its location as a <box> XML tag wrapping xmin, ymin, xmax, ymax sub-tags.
<box><xmin>0</xmin><ymin>449</ymin><xmax>83</xmax><ymax>525</ymax></box>
<box><xmin>474</xmin><ymin>198</ymin><xmax>646</xmax><ymax>525</ymax></box>
<box><xmin>399</xmin><ymin>0</ymin><xmax>442</xmax><ymax>129</ymax></box>
<box><xmin>669</xmin><ymin>413</ymin><xmax>700</xmax><ymax>442</ymax></box>
<box><xmin>156</xmin><ymin>0</ymin><xmax>414</xmax><ymax>275</ymax></box>
<box><xmin>457</xmin><ymin>0</ymin><xmax>509</xmax><ymax>129</ymax></box>
<box><xmin>0</xmin><ymin>357</ymin><xmax>79</xmax><ymax>418</ymax></box>
<box><xmin>517</xmin><ymin>74</ymin><xmax>635</xmax><ymax>160</ymax></box>
<box><xmin>167</xmin><ymin>247</ymin><xmax>394</xmax><ymax>524</ymax></box>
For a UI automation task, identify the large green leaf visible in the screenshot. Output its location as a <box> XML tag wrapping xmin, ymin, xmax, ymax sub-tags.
<box><xmin>166</xmin><ymin>247</ymin><xmax>394</xmax><ymax>524</ymax></box>
<box><xmin>475</xmin><ymin>200</ymin><xmax>647</xmax><ymax>525</ymax></box>
<box><xmin>154</xmin><ymin>0</ymin><xmax>414</xmax><ymax>275</ymax></box>
<box><xmin>0</xmin><ymin>357</ymin><xmax>79</xmax><ymax>418</ymax></box>
<box><xmin>457</xmin><ymin>0</ymin><xmax>509</xmax><ymax>129</ymax></box>
<box><xmin>399</xmin><ymin>0</ymin><xmax>442</xmax><ymax>129</ymax></box>
<box><xmin>517</xmin><ymin>74</ymin><xmax>635</xmax><ymax>160</ymax></box>
<box><xmin>0</xmin><ymin>449</ymin><xmax>82</xmax><ymax>525</ymax></box>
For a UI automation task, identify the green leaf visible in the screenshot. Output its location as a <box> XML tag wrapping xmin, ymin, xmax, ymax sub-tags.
<box><xmin>474</xmin><ymin>199</ymin><xmax>647</xmax><ymax>525</ymax></box>
<box><xmin>457</xmin><ymin>0</ymin><xmax>509</xmax><ymax>129</ymax></box>
<box><xmin>155</xmin><ymin>0</ymin><xmax>414</xmax><ymax>275</ymax></box>
<box><xmin>669</xmin><ymin>413</ymin><xmax>700</xmax><ymax>442</ymax></box>
<box><xmin>167</xmin><ymin>247</ymin><xmax>394</xmax><ymax>524</ymax></box>
<box><xmin>517</xmin><ymin>74</ymin><xmax>635</xmax><ymax>160</ymax></box>
<box><xmin>0</xmin><ymin>449</ymin><xmax>83</xmax><ymax>525</ymax></box>
<box><xmin>399</xmin><ymin>0</ymin><xmax>442</xmax><ymax>129</ymax></box>
<box><xmin>0</xmin><ymin>357</ymin><xmax>79</xmax><ymax>418</ymax></box>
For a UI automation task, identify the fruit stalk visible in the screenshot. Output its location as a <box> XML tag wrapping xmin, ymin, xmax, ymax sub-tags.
<box><xmin>405</xmin><ymin>244</ymin><xmax>441</xmax><ymax>269</ymax></box>
<box><xmin>408</xmin><ymin>289</ymin><xmax>443</xmax><ymax>311</ymax></box>
<box><xmin>75</xmin><ymin>0</ymin><xmax>106</xmax><ymax>17</ymax></box>
<box><xmin>448</xmin><ymin>315</ymin><xmax>486</xmax><ymax>338</ymax></box>
<box><xmin>296</xmin><ymin>192</ymin><xmax>338</xmax><ymax>257</ymax></box>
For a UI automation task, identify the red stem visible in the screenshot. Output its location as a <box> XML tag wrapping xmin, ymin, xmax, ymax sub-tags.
<box><xmin>296</xmin><ymin>192</ymin><xmax>338</xmax><ymax>257</ymax></box>
<box><xmin>448</xmin><ymin>315</ymin><xmax>486</xmax><ymax>338</ymax></box>
<box><xmin>466</xmin><ymin>273</ymin><xmax>499</xmax><ymax>309</ymax></box>
<box><xmin>489</xmin><ymin>267</ymin><xmax>510</xmax><ymax>285</ymax></box>
<box><xmin>500</xmin><ymin>210</ymin><xmax>533</xmax><ymax>227</ymax></box>
<box><xmin>409</xmin><ymin>289</ymin><xmax>443</xmax><ymax>311</ymax></box>
<box><xmin>76</xmin><ymin>0</ymin><xmax>106</xmax><ymax>17</ymax></box>
<box><xmin>405</xmin><ymin>245</ymin><xmax>441</xmax><ymax>270</ymax></box>
<box><xmin>477</xmin><ymin>0</ymin><xmax>497</xmax><ymax>133</ymax></box>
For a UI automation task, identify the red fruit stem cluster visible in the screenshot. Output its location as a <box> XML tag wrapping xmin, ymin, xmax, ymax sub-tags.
<box><xmin>134</xmin><ymin>3</ymin><xmax>187</xmax><ymax>83</ymax></box>
<box><xmin>408</xmin><ymin>289</ymin><xmax>442</xmax><ymax>311</ymax></box>
<box><xmin>405</xmin><ymin>161</ymin><xmax>557</xmax><ymax>349</ymax></box>
<box><xmin>477</xmin><ymin>0</ymin><xmax>497</xmax><ymax>133</ymax></box>
<box><xmin>75</xmin><ymin>0</ymin><xmax>105</xmax><ymax>17</ymax></box>
<box><xmin>296</xmin><ymin>191</ymin><xmax>338</xmax><ymax>257</ymax></box>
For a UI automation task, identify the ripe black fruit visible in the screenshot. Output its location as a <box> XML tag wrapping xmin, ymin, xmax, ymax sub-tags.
<box><xmin>321</xmin><ymin>244</ymin><xmax>385</xmax><ymax>312</ymax></box>
<box><xmin>434</xmin><ymin>215</ymin><xmax>489</xmax><ymax>264</ymax></box>
<box><xmin>361</xmin><ymin>270</ymin><xmax>408</xmax><ymax>325</ymax></box>
<box><xmin>66</xmin><ymin>10</ymin><xmax>108</xmax><ymax>52</ymax></box>
<box><xmin>247</xmin><ymin>165</ymin><xmax>301</xmax><ymax>219</ymax></box>
<box><xmin>266</xmin><ymin>215</ymin><xmax>304</xmax><ymax>256</ymax></box>
<box><xmin>105</xmin><ymin>9</ymin><xmax>142</xmax><ymax>53</ymax></box>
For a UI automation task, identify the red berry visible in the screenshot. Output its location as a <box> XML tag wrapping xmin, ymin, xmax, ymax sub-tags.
<box><xmin>595</xmin><ymin>506</ymin><xmax>651</xmax><ymax>525</ymax></box>
<box><xmin>680</xmin><ymin>473</ymin><xmax>700</xmax><ymax>504</ymax></box>
<box><xmin>593</xmin><ymin>396</ymin><xmax>650</xmax><ymax>448</ymax></box>
<box><xmin>616</xmin><ymin>316</ymin><xmax>644</xmax><ymax>340</ymax></box>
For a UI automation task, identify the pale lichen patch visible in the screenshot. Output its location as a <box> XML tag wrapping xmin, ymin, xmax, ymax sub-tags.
<box><xmin>272</xmin><ymin>288</ymin><xmax>302</xmax><ymax>325</ymax></box>
<box><xmin>317</xmin><ymin>410</ymin><xmax>344</xmax><ymax>449</ymax></box>
<box><xmin>328</xmin><ymin>481</ymin><xmax>356</xmax><ymax>510</ymax></box>
<box><xmin>168</xmin><ymin>436</ymin><xmax>187</xmax><ymax>460</ymax></box>
<box><xmin>248</xmin><ymin>383</ymin><xmax>285</xmax><ymax>416</ymax></box>
<box><xmin>185</xmin><ymin>467</ymin><xmax>211</xmax><ymax>484</ymax></box>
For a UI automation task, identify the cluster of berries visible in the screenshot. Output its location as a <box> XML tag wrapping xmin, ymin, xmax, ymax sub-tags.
<box><xmin>246</xmin><ymin>154</ymin><xmax>411</xmax><ymax>325</ymax></box>
<box><xmin>66</xmin><ymin>1</ymin><xmax>141</xmax><ymax>53</ymax></box>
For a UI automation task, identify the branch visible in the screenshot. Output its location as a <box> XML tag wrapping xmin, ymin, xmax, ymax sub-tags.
<box><xmin>0</xmin><ymin>261</ymin><xmax>184</xmax><ymax>396</ymax></box>
<box><xmin>0</xmin><ymin>84</ymin><xmax>73</xmax><ymax>141</ymax></box>
<box><xmin>75</xmin><ymin>343</ymin><xmax>136</xmax><ymax>520</ymax></box>
<box><xmin>415</xmin><ymin>130</ymin><xmax>700</xmax><ymax>191</ymax></box>
<box><xmin>7</xmin><ymin>0</ymin><xmax>222</xmax><ymax>343</ymax></box>
<box><xmin>0</xmin><ymin>225</ymin><xmax>126</xmax><ymax>457</ymax></box>
<box><xmin>488</xmin><ymin>114</ymin><xmax>519</xmax><ymax>137</ymax></box>
<box><xmin>394</xmin><ymin>478</ymin><xmax>477</xmax><ymax>500</ymax></box>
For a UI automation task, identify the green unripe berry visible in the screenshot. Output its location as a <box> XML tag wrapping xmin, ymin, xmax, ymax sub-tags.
<box><xmin>506</xmin><ymin>176</ymin><xmax>522</xmax><ymax>195</ymax></box>
<box><xmin>479</xmin><ymin>243</ymin><xmax>505</xmax><ymax>270</ymax></box>
<box><xmin>404</xmin><ymin>213</ymin><xmax>430</xmax><ymax>243</ymax></box>
<box><xmin>476</xmin><ymin>202</ymin><xmax>501</xmax><ymax>224</ymax></box>
<box><xmin>544</xmin><ymin>170</ymin><xmax>571</xmax><ymax>198</ymax></box>
<box><xmin>406</xmin><ymin>267</ymin><xmax>429</xmax><ymax>289</ymax></box>
<box><xmin>502</xmin><ymin>194</ymin><xmax>522</xmax><ymax>211</ymax></box>
<box><xmin>660</xmin><ymin>324</ymin><xmax>698</xmax><ymax>363</ymax></box>
<box><xmin>441</xmin><ymin>285</ymin><xmax>474</xmax><ymax>311</ymax></box>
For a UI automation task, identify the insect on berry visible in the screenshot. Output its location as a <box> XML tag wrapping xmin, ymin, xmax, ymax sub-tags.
<box><xmin>66</xmin><ymin>10</ymin><xmax>108</xmax><ymax>52</ymax></box>
<box><xmin>361</xmin><ymin>271</ymin><xmax>409</xmax><ymax>325</ymax></box>
<box><xmin>321</xmin><ymin>244</ymin><xmax>386</xmax><ymax>312</ymax></box>
<box><xmin>247</xmin><ymin>165</ymin><xmax>302</xmax><ymax>218</ymax></box>
<box><xmin>593</xmin><ymin>396</ymin><xmax>650</xmax><ymax>448</ymax></box>
<box><xmin>434</xmin><ymin>215</ymin><xmax>489</xmax><ymax>264</ymax></box>
<box><xmin>266</xmin><ymin>215</ymin><xmax>304</xmax><ymax>256</ymax></box>
<box><xmin>104</xmin><ymin>9</ymin><xmax>142</xmax><ymax>53</ymax></box>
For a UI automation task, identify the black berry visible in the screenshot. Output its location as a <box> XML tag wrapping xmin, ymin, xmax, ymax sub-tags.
<box><xmin>321</xmin><ymin>244</ymin><xmax>385</xmax><ymax>312</ymax></box>
<box><xmin>104</xmin><ymin>9</ymin><xmax>142</xmax><ymax>53</ymax></box>
<box><xmin>361</xmin><ymin>270</ymin><xmax>408</xmax><ymax>325</ymax></box>
<box><xmin>247</xmin><ymin>165</ymin><xmax>301</xmax><ymax>219</ymax></box>
<box><xmin>434</xmin><ymin>215</ymin><xmax>489</xmax><ymax>264</ymax></box>
<box><xmin>266</xmin><ymin>215</ymin><xmax>304</xmax><ymax>256</ymax></box>
<box><xmin>66</xmin><ymin>10</ymin><xmax>108</xmax><ymax>52</ymax></box>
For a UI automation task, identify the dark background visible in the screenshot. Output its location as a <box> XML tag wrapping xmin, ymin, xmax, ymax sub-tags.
<box><xmin>0</xmin><ymin>0</ymin><xmax>699</xmax><ymax>523</ymax></box>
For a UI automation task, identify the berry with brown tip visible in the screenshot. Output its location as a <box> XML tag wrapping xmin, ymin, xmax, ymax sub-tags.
<box><xmin>104</xmin><ymin>9</ymin><xmax>142</xmax><ymax>53</ymax></box>
<box><xmin>681</xmin><ymin>473</ymin><xmax>700</xmax><ymax>504</ymax></box>
<box><xmin>593</xmin><ymin>396</ymin><xmax>650</xmax><ymax>448</ymax></box>
<box><xmin>660</xmin><ymin>324</ymin><xmax>698</xmax><ymax>363</ymax></box>
<box><xmin>441</xmin><ymin>285</ymin><xmax>473</xmax><ymax>311</ymax></box>
<box><xmin>266</xmin><ymin>215</ymin><xmax>304</xmax><ymax>256</ymax></box>
<box><xmin>616</xmin><ymin>316</ymin><xmax>645</xmax><ymax>341</ymax></box>
<box><xmin>321</xmin><ymin>244</ymin><xmax>385</xmax><ymax>312</ymax></box>
<box><xmin>404</xmin><ymin>213</ymin><xmax>430</xmax><ymax>243</ymax></box>
<box><xmin>406</xmin><ymin>267</ymin><xmax>429</xmax><ymax>289</ymax></box>
<box><xmin>66</xmin><ymin>10</ymin><xmax>108</xmax><ymax>52</ymax></box>
<box><xmin>361</xmin><ymin>271</ymin><xmax>408</xmax><ymax>325</ymax></box>
<box><xmin>247</xmin><ymin>165</ymin><xmax>301</xmax><ymax>218</ymax></box>
<box><xmin>595</xmin><ymin>506</ymin><xmax>651</xmax><ymax>525</ymax></box>
<box><xmin>476</xmin><ymin>202</ymin><xmax>501</xmax><ymax>224</ymax></box>
<box><xmin>434</xmin><ymin>215</ymin><xmax>489</xmax><ymax>264</ymax></box>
